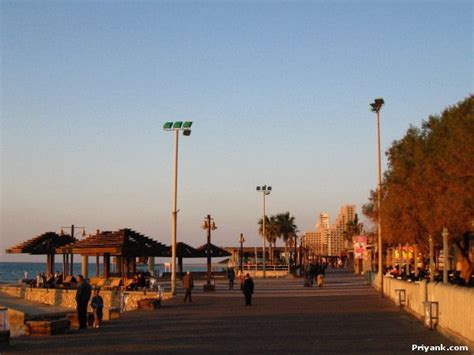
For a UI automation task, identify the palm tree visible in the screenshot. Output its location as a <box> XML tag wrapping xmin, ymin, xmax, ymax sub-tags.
<box><xmin>258</xmin><ymin>215</ymin><xmax>278</xmax><ymax>263</ymax></box>
<box><xmin>275</xmin><ymin>212</ymin><xmax>298</xmax><ymax>265</ymax></box>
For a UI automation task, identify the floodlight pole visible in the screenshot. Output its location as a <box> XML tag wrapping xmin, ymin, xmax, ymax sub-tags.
<box><xmin>171</xmin><ymin>129</ymin><xmax>179</xmax><ymax>295</ymax></box>
<box><xmin>164</xmin><ymin>121</ymin><xmax>192</xmax><ymax>296</ymax></box>
<box><xmin>262</xmin><ymin>192</ymin><xmax>267</xmax><ymax>278</ymax></box>
<box><xmin>257</xmin><ymin>185</ymin><xmax>271</xmax><ymax>278</ymax></box>
<box><xmin>371</xmin><ymin>98</ymin><xmax>384</xmax><ymax>296</ymax></box>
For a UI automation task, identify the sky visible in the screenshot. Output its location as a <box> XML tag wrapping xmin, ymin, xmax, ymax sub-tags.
<box><xmin>1</xmin><ymin>0</ymin><xmax>472</xmax><ymax>262</ymax></box>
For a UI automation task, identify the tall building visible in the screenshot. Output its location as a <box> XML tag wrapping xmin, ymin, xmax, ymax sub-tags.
<box><xmin>316</xmin><ymin>213</ymin><xmax>330</xmax><ymax>229</ymax></box>
<box><xmin>304</xmin><ymin>204</ymin><xmax>357</xmax><ymax>257</ymax></box>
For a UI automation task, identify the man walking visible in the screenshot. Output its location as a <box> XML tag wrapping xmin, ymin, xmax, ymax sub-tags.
<box><xmin>227</xmin><ymin>268</ymin><xmax>235</xmax><ymax>290</ymax></box>
<box><xmin>182</xmin><ymin>271</ymin><xmax>194</xmax><ymax>302</ymax></box>
<box><xmin>242</xmin><ymin>273</ymin><xmax>254</xmax><ymax>306</ymax></box>
<box><xmin>75</xmin><ymin>274</ymin><xmax>92</xmax><ymax>329</ymax></box>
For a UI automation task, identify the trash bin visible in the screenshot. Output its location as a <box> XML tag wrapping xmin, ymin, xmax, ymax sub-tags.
<box><xmin>0</xmin><ymin>307</ymin><xmax>10</xmax><ymax>351</ymax></box>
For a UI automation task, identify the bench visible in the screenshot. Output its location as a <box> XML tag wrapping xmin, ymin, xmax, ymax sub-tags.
<box><xmin>26</xmin><ymin>319</ymin><xmax>70</xmax><ymax>336</ymax></box>
<box><xmin>137</xmin><ymin>298</ymin><xmax>161</xmax><ymax>310</ymax></box>
<box><xmin>90</xmin><ymin>278</ymin><xmax>106</xmax><ymax>288</ymax></box>
<box><xmin>106</xmin><ymin>278</ymin><xmax>123</xmax><ymax>290</ymax></box>
<box><xmin>66</xmin><ymin>312</ymin><xmax>94</xmax><ymax>329</ymax></box>
<box><xmin>103</xmin><ymin>307</ymin><xmax>120</xmax><ymax>320</ymax></box>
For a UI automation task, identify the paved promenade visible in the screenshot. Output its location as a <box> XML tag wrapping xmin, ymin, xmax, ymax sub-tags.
<box><xmin>5</xmin><ymin>269</ymin><xmax>468</xmax><ymax>354</ymax></box>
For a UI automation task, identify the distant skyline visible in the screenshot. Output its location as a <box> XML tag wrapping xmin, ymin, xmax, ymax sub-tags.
<box><xmin>1</xmin><ymin>1</ymin><xmax>472</xmax><ymax>262</ymax></box>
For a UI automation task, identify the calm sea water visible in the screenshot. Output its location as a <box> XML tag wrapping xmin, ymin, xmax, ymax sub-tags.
<box><xmin>0</xmin><ymin>261</ymin><xmax>226</xmax><ymax>283</ymax></box>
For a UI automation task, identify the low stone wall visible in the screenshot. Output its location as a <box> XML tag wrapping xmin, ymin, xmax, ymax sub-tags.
<box><xmin>6</xmin><ymin>308</ymin><xmax>26</xmax><ymax>337</ymax></box>
<box><xmin>0</xmin><ymin>285</ymin><xmax>172</xmax><ymax>314</ymax></box>
<box><xmin>374</xmin><ymin>275</ymin><xmax>474</xmax><ymax>348</ymax></box>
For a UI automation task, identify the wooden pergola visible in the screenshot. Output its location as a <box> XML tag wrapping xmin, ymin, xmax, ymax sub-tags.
<box><xmin>197</xmin><ymin>243</ymin><xmax>232</xmax><ymax>258</ymax></box>
<box><xmin>166</xmin><ymin>242</ymin><xmax>204</xmax><ymax>274</ymax></box>
<box><xmin>6</xmin><ymin>232</ymin><xmax>77</xmax><ymax>277</ymax></box>
<box><xmin>57</xmin><ymin>228</ymin><xmax>168</xmax><ymax>279</ymax></box>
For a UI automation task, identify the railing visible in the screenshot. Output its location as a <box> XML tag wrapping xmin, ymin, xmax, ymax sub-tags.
<box><xmin>243</xmin><ymin>264</ymin><xmax>289</xmax><ymax>271</ymax></box>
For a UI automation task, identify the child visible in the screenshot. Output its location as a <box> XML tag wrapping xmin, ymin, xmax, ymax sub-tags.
<box><xmin>91</xmin><ymin>288</ymin><xmax>104</xmax><ymax>328</ymax></box>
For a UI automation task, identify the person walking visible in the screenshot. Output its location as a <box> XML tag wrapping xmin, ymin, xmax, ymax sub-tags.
<box><xmin>91</xmin><ymin>288</ymin><xmax>104</xmax><ymax>328</ymax></box>
<box><xmin>75</xmin><ymin>274</ymin><xmax>92</xmax><ymax>329</ymax></box>
<box><xmin>227</xmin><ymin>268</ymin><xmax>235</xmax><ymax>290</ymax></box>
<box><xmin>182</xmin><ymin>271</ymin><xmax>194</xmax><ymax>302</ymax></box>
<box><xmin>242</xmin><ymin>273</ymin><xmax>254</xmax><ymax>306</ymax></box>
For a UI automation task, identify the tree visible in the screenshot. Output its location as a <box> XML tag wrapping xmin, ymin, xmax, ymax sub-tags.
<box><xmin>363</xmin><ymin>95</ymin><xmax>474</xmax><ymax>276</ymax></box>
<box><xmin>258</xmin><ymin>215</ymin><xmax>278</xmax><ymax>263</ymax></box>
<box><xmin>275</xmin><ymin>212</ymin><xmax>299</xmax><ymax>264</ymax></box>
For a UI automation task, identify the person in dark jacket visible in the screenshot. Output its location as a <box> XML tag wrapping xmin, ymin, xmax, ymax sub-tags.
<box><xmin>182</xmin><ymin>271</ymin><xmax>194</xmax><ymax>302</ymax></box>
<box><xmin>227</xmin><ymin>268</ymin><xmax>236</xmax><ymax>290</ymax></box>
<box><xmin>75</xmin><ymin>274</ymin><xmax>92</xmax><ymax>329</ymax></box>
<box><xmin>242</xmin><ymin>273</ymin><xmax>254</xmax><ymax>306</ymax></box>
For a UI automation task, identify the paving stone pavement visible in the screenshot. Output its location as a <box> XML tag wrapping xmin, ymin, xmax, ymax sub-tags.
<box><xmin>4</xmin><ymin>269</ymin><xmax>471</xmax><ymax>354</ymax></box>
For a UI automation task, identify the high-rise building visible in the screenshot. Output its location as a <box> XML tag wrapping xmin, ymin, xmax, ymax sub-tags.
<box><xmin>304</xmin><ymin>204</ymin><xmax>357</xmax><ymax>257</ymax></box>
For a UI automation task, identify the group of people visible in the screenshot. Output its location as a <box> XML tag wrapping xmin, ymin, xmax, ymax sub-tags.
<box><xmin>181</xmin><ymin>269</ymin><xmax>255</xmax><ymax>306</ymax></box>
<box><xmin>126</xmin><ymin>273</ymin><xmax>148</xmax><ymax>290</ymax></box>
<box><xmin>305</xmin><ymin>262</ymin><xmax>327</xmax><ymax>287</ymax></box>
<box><xmin>75</xmin><ymin>275</ymin><xmax>103</xmax><ymax>329</ymax></box>
<box><xmin>35</xmin><ymin>271</ymin><xmax>66</xmax><ymax>288</ymax></box>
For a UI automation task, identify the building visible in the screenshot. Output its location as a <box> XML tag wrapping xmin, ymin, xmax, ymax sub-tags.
<box><xmin>303</xmin><ymin>204</ymin><xmax>357</xmax><ymax>257</ymax></box>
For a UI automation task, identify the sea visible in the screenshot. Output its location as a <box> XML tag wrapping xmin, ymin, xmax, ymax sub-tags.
<box><xmin>0</xmin><ymin>261</ymin><xmax>227</xmax><ymax>284</ymax></box>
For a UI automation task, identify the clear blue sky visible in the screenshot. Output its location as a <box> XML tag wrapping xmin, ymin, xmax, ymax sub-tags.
<box><xmin>1</xmin><ymin>0</ymin><xmax>472</xmax><ymax>262</ymax></box>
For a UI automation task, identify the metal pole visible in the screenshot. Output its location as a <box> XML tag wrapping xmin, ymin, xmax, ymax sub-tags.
<box><xmin>207</xmin><ymin>215</ymin><xmax>212</xmax><ymax>287</ymax></box>
<box><xmin>442</xmin><ymin>228</ymin><xmax>449</xmax><ymax>284</ymax></box>
<box><xmin>255</xmin><ymin>246</ymin><xmax>258</xmax><ymax>273</ymax></box>
<box><xmin>262</xmin><ymin>192</ymin><xmax>267</xmax><ymax>278</ymax></box>
<box><xmin>171</xmin><ymin>129</ymin><xmax>179</xmax><ymax>295</ymax></box>
<box><xmin>240</xmin><ymin>234</ymin><xmax>244</xmax><ymax>273</ymax></box>
<box><xmin>376</xmin><ymin>109</ymin><xmax>383</xmax><ymax>295</ymax></box>
<box><xmin>70</xmin><ymin>225</ymin><xmax>75</xmax><ymax>276</ymax></box>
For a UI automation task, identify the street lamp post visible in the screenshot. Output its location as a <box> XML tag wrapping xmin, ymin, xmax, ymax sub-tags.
<box><xmin>239</xmin><ymin>233</ymin><xmax>245</xmax><ymax>273</ymax></box>
<box><xmin>293</xmin><ymin>235</ymin><xmax>298</xmax><ymax>273</ymax></box>
<box><xmin>163</xmin><ymin>121</ymin><xmax>193</xmax><ymax>295</ymax></box>
<box><xmin>256</xmin><ymin>185</ymin><xmax>271</xmax><ymax>278</ymax></box>
<box><xmin>370</xmin><ymin>98</ymin><xmax>385</xmax><ymax>295</ymax></box>
<box><xmin>201</xmin><ymin>215</ymin><xmax>217</xmax><ymax>292</ymax></box>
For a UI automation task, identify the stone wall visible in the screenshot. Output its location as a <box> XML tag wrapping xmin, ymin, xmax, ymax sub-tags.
<box><xmin>0</xmin><ymin>285</ymin><xmax>171</xmax><ymax>314</ymax></box>
<box><xmin>373</xmin><ymin>275</ymin><xmax>474</xmax><ymax>348</ymax></box>
<box><xmin>6</xmin><ymin>308</ymin><xmax>26</xmax><ymax>337</ymax></box>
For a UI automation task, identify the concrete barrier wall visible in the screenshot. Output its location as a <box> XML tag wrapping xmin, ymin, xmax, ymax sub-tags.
<box><xmin>428</xmin><ymin>282</ymin><xmax>474</xmax><ymax>346</ymax></box>
<box><xmin>376</xmin><ymin>276</ymin><xmax>474</xmax><ymax>347</ymax></box>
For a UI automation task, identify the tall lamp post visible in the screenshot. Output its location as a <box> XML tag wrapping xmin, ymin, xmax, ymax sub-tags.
<box><xmin>370</xmin><ymin>98</ymin><xmax>384</xmax><ymax>295</ymax></box>
<box><xmin>164</xmin><ymin>121</ymin><xmax>193</xmax><ymax>295</ymax></box>
<box><xmin>239</xmin><ymin>233</ymin><xmax>245</xmax><ymax>273</ymax></box>
<box><xmin>256</xmin><ymin>185</ymin><xmax>271</xmax><ymax>278</ymax></box>
<box><xmin>201</xmin><ymin>215</ymin><xmax>217</xmax><ymax>292</ymax></box>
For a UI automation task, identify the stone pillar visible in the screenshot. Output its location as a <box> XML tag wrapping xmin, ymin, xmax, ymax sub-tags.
<box><xmin>70</xmin><ymin>254</ymin><xmax>74</xmax><ymax>276</ymax></box>
<box><xmin>413</xmin><ymin>244</ymin><xmax>418</xmax><ymax>277</ymax></box>
<box><xmin>398</xmin><ymin>244</ymin><xmax>403</xmax><ymax>275</ymax></box>
<box><xmin>81</xmin><ymin>255</ymin><xmax>88</xmax><ymax>279</ymax></box>
<box><xmin>442</xmin><ymin>228</ymin><xmax>449</xmax><ymax>284</ymax></box>
<box><xmin>104</xmin><ymin>253</ymin><xmax>110</xmax><ymax>279</ymax></box>
<box><xmin>115</xmin><ymin>256</ymin><xmax>122</xmax><ymax>276</ymax></box>
<box><xmin>429</xmin><ymin>235</ymin><xmax>434</xmax><ymax>282</ymax></box>
<box><xmin>147</xmin><ymin>257</ymin><xmax>155</xmax><ymax>276</ymax></box>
